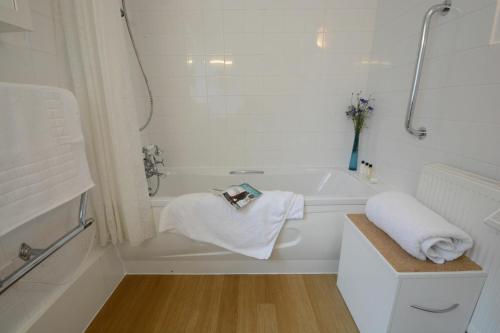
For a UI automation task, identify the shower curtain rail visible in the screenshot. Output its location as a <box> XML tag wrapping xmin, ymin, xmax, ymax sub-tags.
<box><xmin>0</xmin><ymin>192</ymin><xmax>94</xmax><ymax>295</ymax></box>
<box><xmin>405</xmin><ymin>0</ymin><xmax>451</xmax><ymax>139</ymax></box>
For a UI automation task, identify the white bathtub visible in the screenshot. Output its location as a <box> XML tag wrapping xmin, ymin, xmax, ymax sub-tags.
<box><xmin>119</xmin><ymin>168</ymin><xmax>376</xmax><ymax>274</ymax></box>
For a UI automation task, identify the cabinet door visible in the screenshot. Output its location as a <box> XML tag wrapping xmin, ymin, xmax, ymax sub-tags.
<box><xmin>390</xmin><ymin>276</ymin><xmax>485</xmax><ymax>333</ymax></box>
<box><xmin>338</xmin><ymin>220</ymin><xmax>399</xmax><ymax>333</ymax></box>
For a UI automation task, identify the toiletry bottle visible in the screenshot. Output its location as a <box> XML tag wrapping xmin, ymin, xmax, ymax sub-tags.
<box><xmin>360</xmin><ymin>161</ymin><xmax>365</xmax><ymax>175</ymax></box>
<box><xmin>368</xmin><ymin>164</ymin><xmax>373</xmax><ymax>179</ymax></box>
<box><xmin>369</xmin><ymin>164</ymin><xmax>378</xmax><ymax>183</ymax></box>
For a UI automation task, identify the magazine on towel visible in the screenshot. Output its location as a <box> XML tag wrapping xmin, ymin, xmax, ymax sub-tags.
<box><xmin>212</xmin><ymin>183</ymin><xmax>262</xmax><ymax>209</ymax></box>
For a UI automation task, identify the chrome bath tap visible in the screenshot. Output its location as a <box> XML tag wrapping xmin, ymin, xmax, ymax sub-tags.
<box><xmin>143</xmin><ymin>144</ymin><xmax>165</xmax><ymax>179</ymax></box>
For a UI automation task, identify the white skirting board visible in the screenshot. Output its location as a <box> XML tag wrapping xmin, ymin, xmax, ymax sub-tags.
<box><xmin>124</xmin><ymin>259</ymin><xmax>339</xmax><ymax>275</ymax></box>
<box><xmin>26</xmin><ymin>247</ymin><xmax>125</xmax><ymax>333</ymax></box>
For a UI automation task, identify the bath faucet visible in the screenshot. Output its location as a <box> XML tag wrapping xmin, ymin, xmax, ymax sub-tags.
<box><xmin>143</xmin><ymin>144</ymin><xmax>165</xmax><ymax>179</ymax></box>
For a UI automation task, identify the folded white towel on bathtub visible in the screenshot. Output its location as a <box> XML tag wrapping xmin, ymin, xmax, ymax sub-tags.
<box><xmin>158</xmin><ymin>191</ymin><xmax>304</xmax><ymax>259</ymax></box>
<box><xmin>365</xmin><ymin>191</ymin><xmax>473</xmax><ymax>264</ymax></box>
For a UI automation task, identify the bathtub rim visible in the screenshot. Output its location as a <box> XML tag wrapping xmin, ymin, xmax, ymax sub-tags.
<box><xmin>150</xmin><ymin>167</ymin><xmax>377</xmax><ymax>206</ymax></box>
<box><xmin>151</xmin><ymin>196</ymin><xmax>369</xmax><ymax>207</ymax></box>
<box><xmin>159</xmin><ymin>166</ymin><xmax>364</xmax><ymax>176</ymax></box>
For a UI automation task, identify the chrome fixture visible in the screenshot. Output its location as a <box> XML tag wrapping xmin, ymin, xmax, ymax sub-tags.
<box><xmin>121</xmin><ymin>0</ymin><xmax>154</xmax><ymax>132</ymax></box>
<box><xmin>410</xmin><ymin>303</ymin><xmax>459</xmax><ymax>314</ymax></box>
<box><xmin>0</xmin><ymin>192</ymin><xmax>93</xmax><ymax>294</ymax></box>
<box><xmin>143</xmin><ymin>144</ymin><xmax>165</xmax><ymax>196</ymax></box>
<box><xmin>405</xmin><ymin>0</ymin><xmax>451</xmax><ymax>139</ymax></box>
<box><xmin>18</xmin><ymin>243</ymin><xmax>44</xmax><ymax>262</ymax></box>
<box><xmin>229</xmin><ymin>170</ymin><xmax>265</xmax><ymax>175</ymax></box>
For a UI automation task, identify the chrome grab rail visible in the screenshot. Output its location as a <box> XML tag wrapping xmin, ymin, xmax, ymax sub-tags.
<box><xmin>405</xmin><ymin>0</ymin><xmax>451</xmax><ymax>139</ymax></box>
<box><xmin>0</xmin><ymin>192</ymin><xmax>94</xmax><ymax>295</ymax></box>
<box><xmin>229</xmin><ymin>170</ymin><xmax>265</xmax><ymax>175</ymax></box>
<box><xmin>410</xmin><ymin>303</ymin><xmax>459</xmax><ymax>314</ymax></box>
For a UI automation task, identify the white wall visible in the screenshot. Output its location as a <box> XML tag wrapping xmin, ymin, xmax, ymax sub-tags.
<box><xmin>0</xmin><ymin>1</ymin><xmax>122</xmax><ymax>332</ymax></box>
<box><xmin>0</xmin><ymin>0</ymin><xmax>72</xmax><ymax>89</ymax></box>
<box><xmin>365</xmin><ymin>4</ymin><xmax>500</xmax><ymax>331</ymax></box>
<box><xmin>365</xmin><ymin>0</ymin><xmax>500</xmax><ymax>193</ymax></box>
<box><xmin>127</xmin><ymin>0</ymin><xmax>378</xmax><ymax>168</ymax></box>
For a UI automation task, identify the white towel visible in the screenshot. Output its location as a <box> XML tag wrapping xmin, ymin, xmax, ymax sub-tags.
<box><xmin>158</xmin><ymin>191</ymin><xmax>304</xmax><ymax>259</ymax></box>
<box><xmin>0</xmin><ymin>83</ymin><xmax>94</xmax><ymax>236</ymax></box>
<box><xmin>365</xmin><ymin>191</ymin><xmax>473</xmax><ymax>264</ymax></box>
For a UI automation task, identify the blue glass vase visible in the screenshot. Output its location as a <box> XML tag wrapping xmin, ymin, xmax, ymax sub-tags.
<box><xmin>348</xmin><ymin>130</ymin><xmax>360</xmax><ymax>171</ymax></box>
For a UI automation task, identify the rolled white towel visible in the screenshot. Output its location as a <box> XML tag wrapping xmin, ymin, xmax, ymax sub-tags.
<box><xmin>365</xmin><ymin>191</ymin><xmax>473</xmax><ymax>264</ymax></box>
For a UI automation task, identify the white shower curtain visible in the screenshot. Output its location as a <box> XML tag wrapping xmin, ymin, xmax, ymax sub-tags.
<box><xmin>58</xmin><ymin>0</ymin><xmax>155</xmax><ymax>246</ymax></box>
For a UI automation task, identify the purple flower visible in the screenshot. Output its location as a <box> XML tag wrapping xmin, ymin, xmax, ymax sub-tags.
<box><xmin>345</xmin><ymin>92</ymin><xmax>374</xmax><ymax>132</ymax></box>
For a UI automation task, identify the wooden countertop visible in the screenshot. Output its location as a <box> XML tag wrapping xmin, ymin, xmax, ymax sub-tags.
<box><xmin>347</xmin><ymin>214</ymin><xmax>482</xmax><ymax>273</ymax></box>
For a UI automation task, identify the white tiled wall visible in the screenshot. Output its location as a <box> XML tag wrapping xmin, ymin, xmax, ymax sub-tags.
<box><xmin>0</xmin><ymin>0</ymin><xmax>72</xmax><ymax>89</ymax></box>
<box><xmin>364</xmin><ymin>0</ymin><xmax>500</xmax><ymax>193</ymax></box>
<box><xmin>365</xmin><ymin>2</ymin><xmax>500</xmax><ymax>332</ymax></box>
<box><xmin>0</xmin><ymin>1</ymin><xmax>118</xmax><ymax>332</ymax></box>
<box><xmin>127</xmin><ymin>0</ymin><xmax>378</xmax><ymax>167</ymax></box>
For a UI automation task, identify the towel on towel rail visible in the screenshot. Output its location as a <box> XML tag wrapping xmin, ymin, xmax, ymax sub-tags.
<box><xmin>0</xmin><ymin>83</ymin><xmax>93</xmax><ymax>236</ymax></box>
<box><xmin>158</xmin><ymin>191</ymin><xmax>304</xmax><ymax>259</ymax></box>
<box><xmin>365</xmin><ymin>191</ymin><xmax>473</xmax><ymax>264</ymax></box>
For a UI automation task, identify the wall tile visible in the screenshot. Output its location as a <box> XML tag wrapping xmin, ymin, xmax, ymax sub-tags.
<box><xmin>324</xmin><ymin>31</ymin><xmax>375</xmax><ymax>52</ymax></box>
<box><xmin>130</xmin><ymin>0</ymin><xmax>376</xmax><ymax>167</ymax></box>
<box><xmin>32</xmin><ymin>50</ymin><xmax>60</xmax><ymax>86</ymax></box>
<box><xmin>29</xmin><ymin>12</ymin><xmax>56</xmax><ymax>55</ymax></box>
<box><xmin>365</xmin><ymin>0</ymin><xmax>500</xmax><ymax>196</ymax></box>
<box><xmin>203</xmin><ymin>10</ymin><xmax>224</xmax><ymax>34</ymax></box>
<box><xmin>29</xmin><ymin>0</ymin><xmax>53</xmax><ymax>18</ymax></box>
<box><xmin>325</xmin><ymin>0</ymin><xmax>379</xmax><ymax>9</ymax></box>
<box><xmin>325</xmin><ymin>9</ymin><xmax>377</xmax><ymax>31</ymax></box>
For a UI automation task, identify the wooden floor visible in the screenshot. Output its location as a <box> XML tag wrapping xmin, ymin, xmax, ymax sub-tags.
<box><xmin>86</xmin><ymin>275</ymin><xmax>358</xmax><ymax>333</ymax></box>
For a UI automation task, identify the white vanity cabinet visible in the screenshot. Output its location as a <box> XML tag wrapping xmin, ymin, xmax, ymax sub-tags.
<box><xmin>0</xmin><ymin>0</ymin><xmax>32</xmax><ymax>32</ymax></box>
<box><xmin>337</xmin><ymin>214</ymin><xmax>486</xmax><ymax>333</ymax></box>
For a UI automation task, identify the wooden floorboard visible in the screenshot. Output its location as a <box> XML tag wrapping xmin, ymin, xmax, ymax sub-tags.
<box><xmin>86</xmin><ymin>275</ymin><xmax>358</xmax><ymax>333</ymax></box>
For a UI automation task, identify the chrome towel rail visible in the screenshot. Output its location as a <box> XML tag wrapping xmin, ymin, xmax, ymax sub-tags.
<box><xmin>405</xmin><ymin>0</ymin><xmax>451</xmax><ymax>139</ymax></box>
<box><xmin>0</xmin><ymin>192</ymin><xmax>94</xmax><ymax>295</ymax></box>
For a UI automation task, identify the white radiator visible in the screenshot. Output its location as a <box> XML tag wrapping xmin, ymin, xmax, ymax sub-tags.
<box><xmin>417</xmin><ymin>164</ymin><xmax>500</xmax><ymax>333</ymax></box>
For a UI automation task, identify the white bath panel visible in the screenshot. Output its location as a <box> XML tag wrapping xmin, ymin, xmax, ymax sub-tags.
<box><xmin>122</xmin><ymin>168</ymin><xmax>373</xmax><ymax>274</ymax></box>
<box><xmin>121</xmin><ymin>205</ymin><xmax>367</xmax><ymax>274</ymax></box>
<box><xmin>153</xmin><ymin>227</ymin><xmax>302</xmax><ymax>260</ymax></box>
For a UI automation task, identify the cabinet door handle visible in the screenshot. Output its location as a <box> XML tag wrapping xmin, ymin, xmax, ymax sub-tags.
<box><xmin>410</xmin><ymin>303</ymin><xmax>459</xmax><ymax>313</ymax></box>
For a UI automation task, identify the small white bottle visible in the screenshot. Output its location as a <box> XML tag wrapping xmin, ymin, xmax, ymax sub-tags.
<box><xmin>368</xmin><ymin>164</ymin><xmax>378</xmax><ymax>183</ymax></box>
<box><xmin>360</xmin><ymin>161</ymin><xmax>366</xmax><ymax>175</ymax></box>
<box><xmin>368</xmin><ymin>164</ymin><xmax>373</xmax><ymax>179</ymax></box>
<box><xmin>364</xmin><ymin>162</ymin><xmax>370</xmax><ymax>178</ymax></box>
